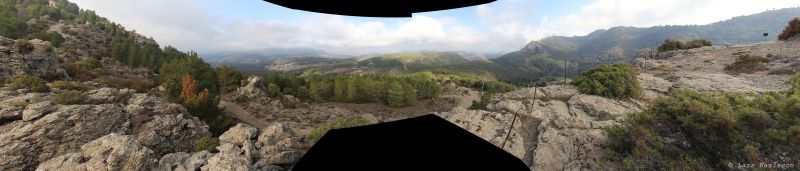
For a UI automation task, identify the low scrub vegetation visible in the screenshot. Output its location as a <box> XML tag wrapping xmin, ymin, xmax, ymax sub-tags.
<box><xmin>0</xmin><ymin>17</ymin><xmax>27</xmax><ymax>39</ymax></box>
<box><xmin>65</xmin><ymin>58</ymin><xmax>105</xmax><ymax>81</ymax></box>
<box><xmin>30</xmin><ymin>31</ymin><xmax>64</xmax><ymax>47</ymax></box>
<box><xmin>779</xmin><ymin>17</ymin><xmax>800</xmax><ymax>40</ymax></box>
<box><xmin>12</xmin><ymin>39</ymin><xmax>34</xmax><ymax>54</ymax></box>
<box><xmin>6</xmin><ymin>75</ymin><xmax>49</xmax><ymax>92</ymax></box>
<box><xmin>195</xmin><ymin>136</ymin><xmax>220</xmax><ymax>152</ymax></box>
<box><xmin>602</xmin><ymin>86</ymin><xmax>800</xmax><ymax>170</ymax></box>
<box><xmin>683</xmin><ymin>39</ymin><xmax>713</xmax><ymax>49</ymax></box>
<box><xmin>724</xmin><ymin>54</ymin><xmax>770</xmax><ymax>74</ymax></box>
<box><xmin>52</xmin><ymin>91</ymin><xmax>87</xmax><ymax>105</ymax></box>
<box><xmin>306</xmin><ymin>116</ymin><xmax>373</xmax><ymax>147</ymax></box>
<box><xmin>657</xmin><ymin>39</ymin><xmax>712</xmax><ymax>52</ymax></box>
<box><xmin>94</xmin><ymin>75</ymin><xmax>156</xmax><ymax>92</ymax></box>
<box><xmin>571</xmin><ymin>63</ymin><xmax>641</xmax><ymax>98</ymax></box>
<box><xmin>469</xmin><ymin>91</ymin><xmax>493</xmax><ymax>110</ymax></box>
<box><xmin>50</xmin><ymin>80</ymin><xmax>86</xmax><ymax>90</ymax></box>
<box><xmin>789</xmin><ymin>73</ymin><xmax>800</xmax><ymax>94</ymax></box>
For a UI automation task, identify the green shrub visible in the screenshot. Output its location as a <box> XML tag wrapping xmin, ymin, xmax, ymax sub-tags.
<box><xmin>603</xmin><ymin>89</ymin><xmax>800</xmax><ymax>170</ymax></box>
<box><xmin>657</xmin><ymin>39</ymin><xmax>683</xmax><ymax>52</ymax></box>
<box><xmin>657</xmin><ymin>39</ymin><xmax>712</xmax><ymax>52</ymax></box>
<box><xmin>469</xmin><ymin>91</ymin><xmax>493</xmax><ymax>110</ymax></box>
<box><xmin>6</xmin><ymin>75</ymin><xmax>49</xmax><ymax>92</ymax></box>
<box><xmin>7</xmin><ymin>100</ymin><xmax>28</xmax><ymax>108</ymax></box>
<box><xmin>788</xmin><ymin>72</ymin><xmax>800</xmax><ymax>95</ymax></box>
<box><xmin>31</xmin><ymin>31</ymin><xmax>65</xmax><ymax>47</ymax></box>
<box><xmin>267</xmin><ymin>83</ymin><xmax>281</xmax><ymax>97</ymax></box>
<box><xmin>0</xmin><ymin>18</ymin><xmax>27</xmax><ymax>39</ymax></box>
<box><xmin>724</xmin><ymin>54</ymin><xmax>770</xmax><ymax>74</ymax></box>
<box><xmin>52</xmin><ymin>91</ymin><xmax>87</xmax><ymax>105</ymax></box>
<box><xmin>13</xmin><ymin>39</ymin><xmax>34</xmax><ymax>54</ymax></box>
<box><xmin>50</xmin><ymin>80</ymin><xmax>86</xmax><ymax>90</ymax></box>
<box><xmin>306</xmin><ymin>116</ymin><xmax>373</xmax><ymax>147</ymax></box>
<box><xmin>195</xmin><ymin>136</ymin><xmax>220</xmax><ymax>152</ymax></box>
<box><xmin>207</xmin><ymin>116</ymin><xmax>236</xmax><ymax>136</ymax></box>
<box><xmin>47</xmin><ymin>32</ymin><xmax>64</xmax><ymax>47</ymax></box>
<box><xmin>779</xmin><ymin>17</ymin><xmax>800</xmax><ymax>40</ymax></box>
<box><xmin>65</xmin><ymin>58</ymin><xmax>104</xmax><ymax>81</ymax></box>
<box><xmin>571</xmin><ymin>63</ymin><xmax>641</xmax><ymax>98</ymax></box>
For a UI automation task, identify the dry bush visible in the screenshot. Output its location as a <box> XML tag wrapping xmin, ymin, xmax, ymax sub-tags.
<box><xmin>97</xmin><ymin>75</ymin><xmax>156</xmax><ymax>92</ymax></box>
<box><xmin>725</xmin><ymin>54</ymin><xmax>771</xmax><ymax>74</ymax></box>
<box><xmin>50</xmin><ymin>80</ymin><xmax>86</xmax><ymax>90</ymax></box>
<box><xmin>684</xmin><ymin>39</ymin><xmax>712</xmax><ymax>49</ymax></box>
<box><xmin>52</xmin><ymin>91</ymin><xmax>87</xmax><ymax>105</ymax></box>
<box><xmin>779</xmin><ymin>17</ymin><xmax>800</xmax><ymax>40</ymax></box>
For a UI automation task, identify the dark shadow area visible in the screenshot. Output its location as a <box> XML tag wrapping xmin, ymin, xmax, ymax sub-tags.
<box><xmin>293</xmin><ymin>114</ymin><xmax>530</xmax><ymax>170</ymax></box>
<box><xmin>263</xmin><ymin>0</ymin><xmax>496</xmax><ymax>17</ymax></box>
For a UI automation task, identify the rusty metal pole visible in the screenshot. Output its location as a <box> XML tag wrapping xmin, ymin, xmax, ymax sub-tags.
<box><xmin>501</xmin><ymin>87</ymin><xmax>537</xmax><ymax>149</ymax></box>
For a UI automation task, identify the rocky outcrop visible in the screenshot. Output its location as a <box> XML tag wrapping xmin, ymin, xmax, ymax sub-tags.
<box><xmin>441</xmin><ymin>108</ymin><xmax>530</xmax><ymax>161</ymax></box>
<box><xmin>568</xmin><ymin>94</ymin><xmax>643</xmax><ymax>120</ymax></box>
<box><xmin>632</xmin><ymin>40</ymin><xmax>798</xmax><ymax>94</ymax></box>
<box><xmin>672</xmin><ymin>72</ymin><xmax>766</xmax><ymax>93</ymax></box>
<box><xmin>256</xmin><ymin>123</ymin><xmax>303</xmax><ymax>166</ymax></box>
<box><xmin>124</xmin><ymin>93</ymin><xmax>211</xmax><ymax>157</ymax></box>
<box><xmin>0</xmin><ymin>104</ymin><xmax>130</xmax><ymax>170</ymax></box>
<box><xmin>203</xmin><ymin>143</ymin><xmax>254</xmax><ymax>171</ymax></box>
<box><xmin>439</xmin><ymin>84</ymin><xmax>645</xmax><ymax>170</ymax></box>
<box><xmin>636</xmin><ymin>73</ymin><xmax>672</xmax><ymax>93</ymax></box>
<box><xmin>238</xmin><ymin>76</ymin><xmax>268</xmax><ymax>99</ymax></box>
<box><xmin>155</xmin><ymin>122</ymin><xmax>302</xmax><ymax>171</ymax></box>
<box><xmin>219</xmin><ymin>123</ymin><xmax>259</xmax><ymax>146</ymax></box>
<box><xmin>0</xmin><ymin>91</ymin><xmax>48</xmax><ymax>125</ymax></box>
<box><xmin>21</xmin><ymin>101</ymin><xmax>53</xmax><ymax>121</ymax></box>
<box><xmin>37</xmin><ymin>133</ymin><xmax>159</xmax><ymax>171</ymax></box>
<box><xmin>0</xmin><ymin>88</ymin><xmax>209</xmax><ymax>170</ymax></box>
<box><xmin>0</xmin><ymin>37</ymin><xmax>66</xmax><ymax>80</ymax></box>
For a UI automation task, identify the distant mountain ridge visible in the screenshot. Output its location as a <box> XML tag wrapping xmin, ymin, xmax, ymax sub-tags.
<box><xmin>211</xmin><ymin>7</ymin><xmax>800</xmax><ymax>83</ymax></box>
<box><xmin>203</xmin><ymin>48</ymin><xmax>337</xmax><ymax>64</ymax></box>
<box><xmin>489</xmin><ymin>7</ymin><xmax>800</xmax><ymax>81</ymax></box>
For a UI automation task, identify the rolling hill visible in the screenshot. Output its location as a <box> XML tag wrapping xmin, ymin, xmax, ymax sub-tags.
<box><xmin>212</xmin><ymin>7</ymin><xmax>800</xmax><ymax>84</ymax></box>
<box><xmin>487</xmin><ymin>7</ymin><xmax>800</xmax><ymax>83</ymax></box>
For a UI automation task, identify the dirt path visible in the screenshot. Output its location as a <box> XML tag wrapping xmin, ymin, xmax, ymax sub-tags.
<box><xmin>219</xmin><ymin>100</ymin><xmax>269</xmax><ymax>128</ymax></box>
<box><xmin>441</xmin><ymin>86</ymin><xmax>481</xmax><ymax>109</ymax></box>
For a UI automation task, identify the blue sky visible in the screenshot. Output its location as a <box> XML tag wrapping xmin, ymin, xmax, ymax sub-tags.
<box><xmin>71</xmin><ymin>0</ymin><xmax>799</xmax><ymax>55</ymax></box>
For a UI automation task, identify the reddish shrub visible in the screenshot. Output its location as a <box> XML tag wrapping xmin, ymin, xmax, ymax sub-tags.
<box><xmin>779</xmin><ymin>17</ymin><xmax>800</xmax><ymax>40</ymax></box>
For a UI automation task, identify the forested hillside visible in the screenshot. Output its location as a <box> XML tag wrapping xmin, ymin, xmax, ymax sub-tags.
<box><xmin>0</xmin><ymin>0</ymin><xmax>247</xmax><ymax>134</ymax></box>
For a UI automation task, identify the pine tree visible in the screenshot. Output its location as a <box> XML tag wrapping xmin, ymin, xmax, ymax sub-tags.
<box><xmin>177</xmin><ymin>74</ymin><xmax>216</xmax><ymax>119</ymax></box>
<box><xmin>309</xmin><ymin>79</ymin><xmax>331</xmax><ymax>102</ymax></box>
<box><xmin>386</xmin><ymin>81</ymin><xmax>405</xmax><ymax>107</ymax></box>
<box><xmin>180</xmin><ymin>74</ymin><xmax>199</xmax><ymax>100</ymax></box>
<box><xmin>296</xmin><ymin>86</ymin><xmax>310</xmax><ymax>100</ymax></box>
<box><xmin>332</xmin><ymin>78</ymin><xmax>347</xmax><ymax>102</ymax></box>
<box><xmin>216</xmin><ymin>65</ymin><xmax>244</xmax><ymax>94</ymax></box>
<box><xmin>403</xmin><ymin>83</ymin><xmax>417</xmax><ymax>105</ymax></box>
<box><xmin>346</xmin><ymin>77</ymin><xmax>358</xmax><ymax>102</ymax></box>
<box><xmin>126</xmin><ymin>43</ymin><xmax>139</xmax><ymax>66</ymax></box>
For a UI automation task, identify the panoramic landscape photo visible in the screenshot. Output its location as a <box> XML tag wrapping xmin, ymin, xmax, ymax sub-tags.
<box><xmin>1</xmin><ymin>0</ymin><xmax>800</xmax><ymax>170</ymax></box>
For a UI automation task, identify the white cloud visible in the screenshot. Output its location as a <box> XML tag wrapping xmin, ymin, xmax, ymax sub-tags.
<box><xmin>531</xmin><ymin>0</ymin><xmax>800</xmax><ymax>38</ymax></box>
<box><xmin>70</xmin><ymin>0</ymin><xmax>495</xmax><ymax>54</ymax></box>
<box><xmin>70</xmin><ymin>0</ymin><xmax>800</xmax><ymax>55</ymax></box>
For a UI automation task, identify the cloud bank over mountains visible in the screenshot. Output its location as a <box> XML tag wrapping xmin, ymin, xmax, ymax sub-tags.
<box><xmin>72</xmin><ymin>0</ymin><xmax>798</xmax><ymax>54</ymax></box>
